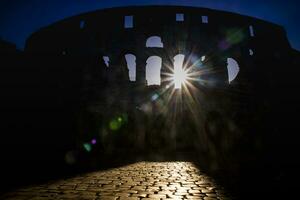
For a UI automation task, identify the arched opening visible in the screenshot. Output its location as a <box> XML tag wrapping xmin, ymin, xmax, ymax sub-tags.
<box><xmin>146</xmin><ymin>36</ymin><xmax>163</xmax><ymax>48</ymax></box>
<box><xmin>145</xmin><ymin>56</ymin><xmax>162</xmax><ymax>86</ymax></box>
<box><xmin>173</xmin><ymin>54</ymin><xmax>186</xmax><ymax>89</ymax></box>
<box><xmin>227</xmin><ymin>58</ymin><xmax>240</xmax><ymax>83</ymax></box>
<box><xmin>125</xmin><ymin>54</ymin><xmax>136</xmax><ymax>81</ymax></box>
<box><xmin>102</xmin><ymin>56</ymin><xmax>110</xmax><ymax>67</ymax></box>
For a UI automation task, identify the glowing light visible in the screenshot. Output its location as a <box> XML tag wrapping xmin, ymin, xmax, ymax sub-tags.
<box><xmin>109</xmin><ymin>115</ymin><xmax>126</xmax><ymax>131</ymax></box>
<box><xmin>151</xmin><ymin>93</ymin><xmax>159</xmax><ymax>101</ymax></box>
<box><xmin>91</xmin><ymin>139</ymin><xmax>97</xmax><ymax>145</ymax></box>
<box><xmin>173</xmin><ymin>54</ymin><xmax>188</xmax><ymax>89</ymax></box>
<box><xmin>83</xmin><ymin>143</ymin><xmax>92</xmax><ymax>152</ymax></box>
<box><xmin>109</xmin><ymin>120</ymin><xmax>120</xmax><ymax>131</ymax></box>
<box><xmin>108</xmin><ymin>114</ymin><xmax>127</xmax><ymax>131</ymax></box>
<box><xmin>174</xmin><ymin>68</ymin><xmax>188</xmax><ymax>89</ymax></box>
<box><xmin>117</xmin><ymin>117</ymin><xmax>122</xmax><ymax>122</ymax></box>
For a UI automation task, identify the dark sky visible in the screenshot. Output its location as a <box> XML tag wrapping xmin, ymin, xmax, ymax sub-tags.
<box><xmin>0</xmin><ymin>0</ymin><xmax>299</xmax><ymax>50</ymax></box>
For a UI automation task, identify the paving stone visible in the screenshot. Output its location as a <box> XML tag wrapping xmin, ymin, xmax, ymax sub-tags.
<box><xmin>0</xmin><ymin>162</ymin><xmax>230</xmax><ymax>200</ymax></box>
<box><xmin>119</xmin><ymin>197</ymin><xmax>139</xmax><ymax>200</ymax></box>
<box><xmin>204</xmin><ymin>197</ymin><xmax>218</xmax><ymax>200</ymax></box>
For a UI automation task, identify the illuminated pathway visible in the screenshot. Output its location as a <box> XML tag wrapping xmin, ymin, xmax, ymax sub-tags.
<box><xmin>1</xmin><ymin>162</ymin><xmax>230</xmax><ymax>200</ymax></box>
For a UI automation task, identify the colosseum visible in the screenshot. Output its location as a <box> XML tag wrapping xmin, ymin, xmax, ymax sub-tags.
<box><xmin>1</xmin><ymin>6</ymin><xmax>300</xmax><ymax>174</ymax></box>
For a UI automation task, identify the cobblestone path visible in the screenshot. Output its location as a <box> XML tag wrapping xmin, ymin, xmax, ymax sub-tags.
<box><xmin>1</xmin><ymin>162</ymin><xmax>231</xmax><ymax>200</ymax></box>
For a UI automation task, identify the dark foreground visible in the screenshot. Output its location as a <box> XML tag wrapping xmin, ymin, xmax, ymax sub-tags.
<box><xmin>1</xmin><ymin>152</ymin><xmax>299</xmax><ymax>200</ymax></box>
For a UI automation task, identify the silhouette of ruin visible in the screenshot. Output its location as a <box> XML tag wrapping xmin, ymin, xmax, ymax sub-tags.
<box><xmin>1</xmin><ymin>6</ymin><xmax>300</xmax><ymax>192</ymax></box>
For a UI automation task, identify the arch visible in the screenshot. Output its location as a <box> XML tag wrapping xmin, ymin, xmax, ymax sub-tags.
<box><xmin>249</xmin><ymin>49</ymin><xmax>254</xmax><ymax>56</ymax></box>
<box><xmin>125</xmin><ymin>53</ymin><xmax>136</xmax><ymax>81</ymax></box>
<box><xmin>145</xmin><ymin>56</ymin><xmax>162</xmax><ymax>86</ymax></box>
<box><xmin>173</xmin><ymin>54</ymin><xmax>185</xmax><ymax>89</ymax></box>
<box><xmin>227</xmin><ymin>58</ymin><xmax>240</xmax><ymax>83</ymax></box>
<box><xmin>146</xmin><ymin>36</ymin><xmax>163</xmax><ymax>48</ymax></box>
<box><xmin>102</xmin><ymin>56</ymin><xmax>110</xmax><ymax>67</ymax></box>
<box><xmin>249</xmin><ymin>25</ymin><xmax>255</xmax><ymax>37</ymax></box>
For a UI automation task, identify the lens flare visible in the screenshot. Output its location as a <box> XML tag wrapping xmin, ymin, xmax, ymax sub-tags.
<box><xmin>91</xmin><ymin>139</ymin><xmax>97</xmax><ymax>145</ymax></box>
<box><xmin>172</xmin><ymin>54</ymin><xmax>190</xmax><ymax>89</ymax></box>
<box><xmin>173</xmin><ymin>67</ymin><xmax>189</xmax><ymax>89</ymax></box>
<box><xmin>109</xmin><ymin>120</ymin><xmax>121</xmax><ymax>131</ymax></box>
<box><xmin>83</xmin><ymin>143</ymin><xmax>92</xmax><ymax>152</ymax></box>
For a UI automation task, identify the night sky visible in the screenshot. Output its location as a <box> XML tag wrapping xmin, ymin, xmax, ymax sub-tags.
<box><xmin>0</xmin><ymin>0</ymin><xmax>299</xmax><ymax>50</ymax></box>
